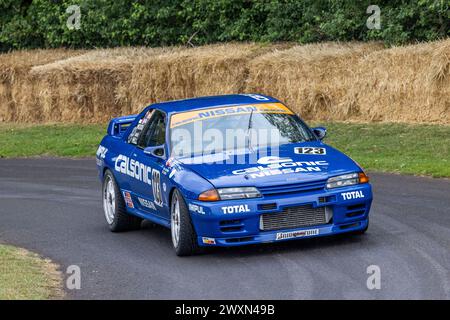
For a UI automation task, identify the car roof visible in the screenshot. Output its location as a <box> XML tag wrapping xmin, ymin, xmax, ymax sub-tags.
<box><xmin>147</xmin><ymin>94</ymin><xmax>280</xmax><ymax>114</ymax></box>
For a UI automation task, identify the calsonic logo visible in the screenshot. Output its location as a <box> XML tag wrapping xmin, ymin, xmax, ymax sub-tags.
<box><xmin>233</xmin><ymin>156</ymin><xmax>329</xmax><ymax>179</ymax></box>
<box><xmin>276</xmin><ymin>228</ymin><xmax>319</xmax><ymax>240</ymax></box>
<box><xmin>189</xmin><ymin>203</ymin><xmax>205</xmax><ymax>215</ymax></box>
<box><xmin>115</xmin><ymin>155</ymin><xmax>152</xmax><ymax>186</ymax></box>
<box><xmin>257</xmin><ymin>156</ymin><xmax>292</xmax><ymax>165</ymax></box>
<box><xmin>341</xmin><ymin>191</ymin><xmax>365</xmax><ymax>200</ymax></box>
<box><xmin>138</xmin><ymin>197</ymin><xmax>156</xmax><ymax>210</ymax></box>
<box><xmin>221</xmin><ymin>205</ymin><xmax>250</xmax><ymax>214</ymax></box>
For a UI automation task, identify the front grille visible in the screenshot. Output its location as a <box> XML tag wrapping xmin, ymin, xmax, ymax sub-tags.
<box><xmin>258</xmin><ymin>179</ymin><xmax>327</xmax><ymax>196</ymax></box>
<box><xmin>260</xmin><ymin>205</ymin><xmax>331</xmax><ymax>231</ymax></box>
<box><xmin>258</xmin><ymin>203</ymin><xmax>277</xmax><ymax>211</ymax></box>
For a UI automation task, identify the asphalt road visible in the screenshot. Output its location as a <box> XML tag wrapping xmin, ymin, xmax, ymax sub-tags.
<box><xmin>0</xmin><ymin>158</ymin><xmax>449</xmax><ymax>299</ymax></box>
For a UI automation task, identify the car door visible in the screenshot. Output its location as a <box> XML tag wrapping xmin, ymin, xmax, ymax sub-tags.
<box><xmin>128</xmin><ymin>109</ymin><xmax>168</xmax><ymax>219</ymax></box>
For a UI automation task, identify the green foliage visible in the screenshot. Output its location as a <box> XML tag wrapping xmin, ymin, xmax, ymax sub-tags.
<box><xmin>0</xmin><ymin>0</ymin><xmax>448</xmax><ymax>50</ymax></box>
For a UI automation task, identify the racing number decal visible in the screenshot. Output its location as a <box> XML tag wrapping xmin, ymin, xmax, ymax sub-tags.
<box><xmin>294</xmin><ymin>147</ymin><xmax>326</xmax><ymax>155</ymax></box>
<box><xmin>242</xmin><ymin>94</ymin><xmax>270</xmax><ymax>101</ymax></box>
<box><xmin>152</xmin><ymin>169</ymin><xmax>163</xmax><ymax>207</ymax></box>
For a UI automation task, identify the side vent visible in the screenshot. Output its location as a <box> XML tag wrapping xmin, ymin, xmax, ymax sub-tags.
<box><xmin>346</xmin><ymin>204</ymin><xmax>366</xmax><ymax>217</ymax></box>
<box><xmin>225</xmin><ymin>237</ymin><xmax>254</xmax><ymax>243</ymax></box>
<box><xmin>219</xmin><ymin>219</ymin><xmax>243</xmax><ymax>233</ymax></box>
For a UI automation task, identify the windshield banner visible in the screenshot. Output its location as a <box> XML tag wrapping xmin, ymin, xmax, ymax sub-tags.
<box><xmin>170</xmin><ymin>103</ymin><xmax>294</xmax><ymax>128</ymax></box>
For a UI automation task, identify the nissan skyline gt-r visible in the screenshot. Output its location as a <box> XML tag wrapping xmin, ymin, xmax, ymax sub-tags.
<box><xmin>96</xmin><ymin>94</ymin><xmax>373</xmax><ymax>256</ymax></box>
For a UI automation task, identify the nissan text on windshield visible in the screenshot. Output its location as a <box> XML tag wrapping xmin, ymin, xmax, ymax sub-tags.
<box><xmin>96</xmin><ymin>94</ymin><xmax>372</xmax><ymax>256</ymax></box>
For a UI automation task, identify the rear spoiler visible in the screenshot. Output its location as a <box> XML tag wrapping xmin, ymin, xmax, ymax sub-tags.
<box><xmin>107</xmin><ymin>115</ymin><xmax>137</xmax><ymax>137</ymax></box>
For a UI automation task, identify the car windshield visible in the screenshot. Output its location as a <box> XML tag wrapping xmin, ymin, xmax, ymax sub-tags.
<box><xmin>169</xmin><ymin>103</ymin><xmax>315</xmax><ymax>158</ymax></box>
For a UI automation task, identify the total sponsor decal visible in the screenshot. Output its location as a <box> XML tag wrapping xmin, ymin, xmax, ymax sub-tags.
<box><xmin>123</xmin><ymin>191</ymin><xmax>134</xmax><ymax>208</ymax></box>
<box><xmin>202</xmin><ymin>237</ymin><xmax>216</xmax><ymax>245</ymax></box>
<box><xmin>138</xmin><ymin>197</ymin><xmax>156</xmax><ymax>210</ymax></box>
<box><xmin>276</xmin><ymin>228</ymin><xmax>319</xmax><ymax>241</ymax></box>
<box><xmin>232</xmin><ymin>156</ymin><xmax>329</xmax><ymax>179</ymax></box>
<box><xmin>115</xmin><ymin>154</ymin><xmax>152</xmax><ymax>186</ymax></box>
<box><xmin>341</xmin><ymin>190</ymin><xmax>365</xmax><ymax>200</ymax></box>
<box><xmin>189</xmin><ymin>203</ymin><xmax>205</xmax><ymax>215</ymax></box>
<box><xmin>221</xmin><ymin>205</ymin><xmax>250</xmax><ymax>214</ymax></box>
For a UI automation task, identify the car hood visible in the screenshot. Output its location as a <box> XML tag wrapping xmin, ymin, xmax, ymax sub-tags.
<box><xmin>175</xmin><ymin>142</ymin><xmax>361</xmax><ymax>188</ymax></box>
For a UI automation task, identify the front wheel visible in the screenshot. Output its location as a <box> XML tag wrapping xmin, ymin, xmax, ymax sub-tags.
<box><xmin>102</xmin><ymin>169</ymin><xmax>142</xmax><ymax>232</ymax></box>
<box><xmin>170</xmin><ymin>189</ymin><xmax>201</xmax><ymax>256</ymax></box>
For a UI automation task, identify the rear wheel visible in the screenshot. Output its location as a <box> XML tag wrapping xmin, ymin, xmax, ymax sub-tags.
<box><xmin>102</xmin><ymin>170</ymin><xmax>142</xmax><ymax>232</ymax></box>
<box><xmin>171</xmin><ymin>189</ymin><xmax>201</xmax><ymax>256</ymax></box>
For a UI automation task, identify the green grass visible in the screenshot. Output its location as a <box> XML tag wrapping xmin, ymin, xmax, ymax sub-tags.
<box><xmin>0</xmin><ymin>123</ymin><xmax>106</xmax><ymax>158</ymax></box>
<box><xmin>317</xmin><ymin>122</ymin><xmax>450</xmax><ymax>178</ymax></box>
<box><xmin>0</xmin><ymin>244</ymin><xmax>62</xmax><ymax>300</ymax></box>
<box><xmin>0</xmin><ymin>122</ymin><xmax>449</xmax><ymax>177</ymax></box>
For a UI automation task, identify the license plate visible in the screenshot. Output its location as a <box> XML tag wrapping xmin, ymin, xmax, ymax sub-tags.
<box><xmin>276</xmin><ymin>228</ymin><xmax>319</xmax><ymax>241</ymax></box>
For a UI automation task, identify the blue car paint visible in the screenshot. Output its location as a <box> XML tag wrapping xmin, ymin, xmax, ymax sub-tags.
<box><xmin>97</xmin><ymin>94</ymin><xmax>373</xmax><ymax>247</ymax></box>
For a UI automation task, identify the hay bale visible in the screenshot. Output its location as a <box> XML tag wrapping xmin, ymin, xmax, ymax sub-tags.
<box><xmin>0</xmin><ymin>40</ymin><xmax>448</xmax><ymax>124</ymax></box>
<box><xmin>246</xmin><ymin>39</ymin><xmax>450</xmax><ymax>124</ymax></box>
<box><xmin>127</xmin><ymin>43</ymin><xmax>289</xmax><ymax>112</ymax></box>
<box><xmin>28</xmin><ymin>47</ymin><xmax>170</xmax><ymax>122</ymax></box>
<box><xmin>352</xmin><ymin>39</ymin><xmax>450</xmax><ymax>123</ymax></box>
<box><xmin>0</xmin><ymin>49</ymin><xmax>85</xmax><ymax>122</ymax></box>
<box><xmin>245</xmin><ymin>42</ymin><xmax>385</xmax><ymax>121</ymax></box>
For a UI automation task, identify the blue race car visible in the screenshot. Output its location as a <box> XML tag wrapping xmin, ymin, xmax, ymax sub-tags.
<box><xmin>96</xmin><ymin>94</ymin><xmax>372</xmax><ymax>256</ymax></box>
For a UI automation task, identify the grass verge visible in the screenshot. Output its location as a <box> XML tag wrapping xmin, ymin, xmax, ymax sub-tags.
<box><xmin>0</xmin><ymin>122</ymin><xmax>448</xmax><ymax>178</ymax></box>
<box><xmin>319</xmin><ymin>122</ymin><xmax>450</xmax><ymax>178</ymax></box>
<box><xmin>0</xmin><ymin>123</ymin><xmax>105</xmax><ymax>157</ymax></box>
<box><xmin>0</xmin><ymin>244</ymin><xmax>63</xmax><ymax>300</ymax></box>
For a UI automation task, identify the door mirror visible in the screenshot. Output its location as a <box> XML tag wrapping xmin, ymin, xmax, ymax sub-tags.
<box><xmin>312</xmin><ymin>127</ymin><xmax>327</xmax><ymax>140</ymax></box>
<box><xmin>144</xmin><ymin>145</ymin><xmax>166</xmax><ymax>160</ymax></box>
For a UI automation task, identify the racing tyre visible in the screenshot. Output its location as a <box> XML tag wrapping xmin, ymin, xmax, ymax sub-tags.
<box><xmin>102</xmin><ymin>169</ymin><xmax>142</xmax><ymax>232</ymax></box>
<box><xmin>171</xmin><ymin>189</ymin><xmax>201</xmax><ymax>256</ymax></box>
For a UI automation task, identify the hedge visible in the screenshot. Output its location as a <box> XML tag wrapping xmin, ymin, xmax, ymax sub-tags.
<box><xmin>0</xmin><ymin>0</ymin><xmax>448</xmax><ymax>51</ymax></box>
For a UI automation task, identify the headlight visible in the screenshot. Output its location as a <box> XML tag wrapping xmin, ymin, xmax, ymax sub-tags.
<box><xmin>218</xmin><ymin>187</ymin><xmax>261</xmax><ymax>200</ymax></box>
<box><xmin>326</xmin><ymin>172</ymin><xmax>369</xmax><ymax>189</ymax></box>
<box><xmin>198</xmin><ymin>187</ymin><xmax>261</xmax><ymax>201</ymax></box>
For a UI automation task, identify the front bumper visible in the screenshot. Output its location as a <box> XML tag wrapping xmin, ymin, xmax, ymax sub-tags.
<box><xmin>188</xmin><ymin>183</ymin><xmax>373</xmax><ymax>247</ymax></box>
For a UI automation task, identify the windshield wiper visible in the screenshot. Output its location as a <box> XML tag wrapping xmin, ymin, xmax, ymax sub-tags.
<box><xmin>246</xmin><ymin>110</ymin><xmax>254</xmax><ymax>151</ymax></box>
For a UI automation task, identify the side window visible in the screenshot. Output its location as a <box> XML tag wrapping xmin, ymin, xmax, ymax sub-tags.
<box><xmin>137</xmin><ymin>110</ymin><xmax>166</xmax><ymax>148</ymax></box>
<box><xmin>128</xmin><ymin>109</ymin><xmax>154</xmax><ymax>145</ymax></box>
